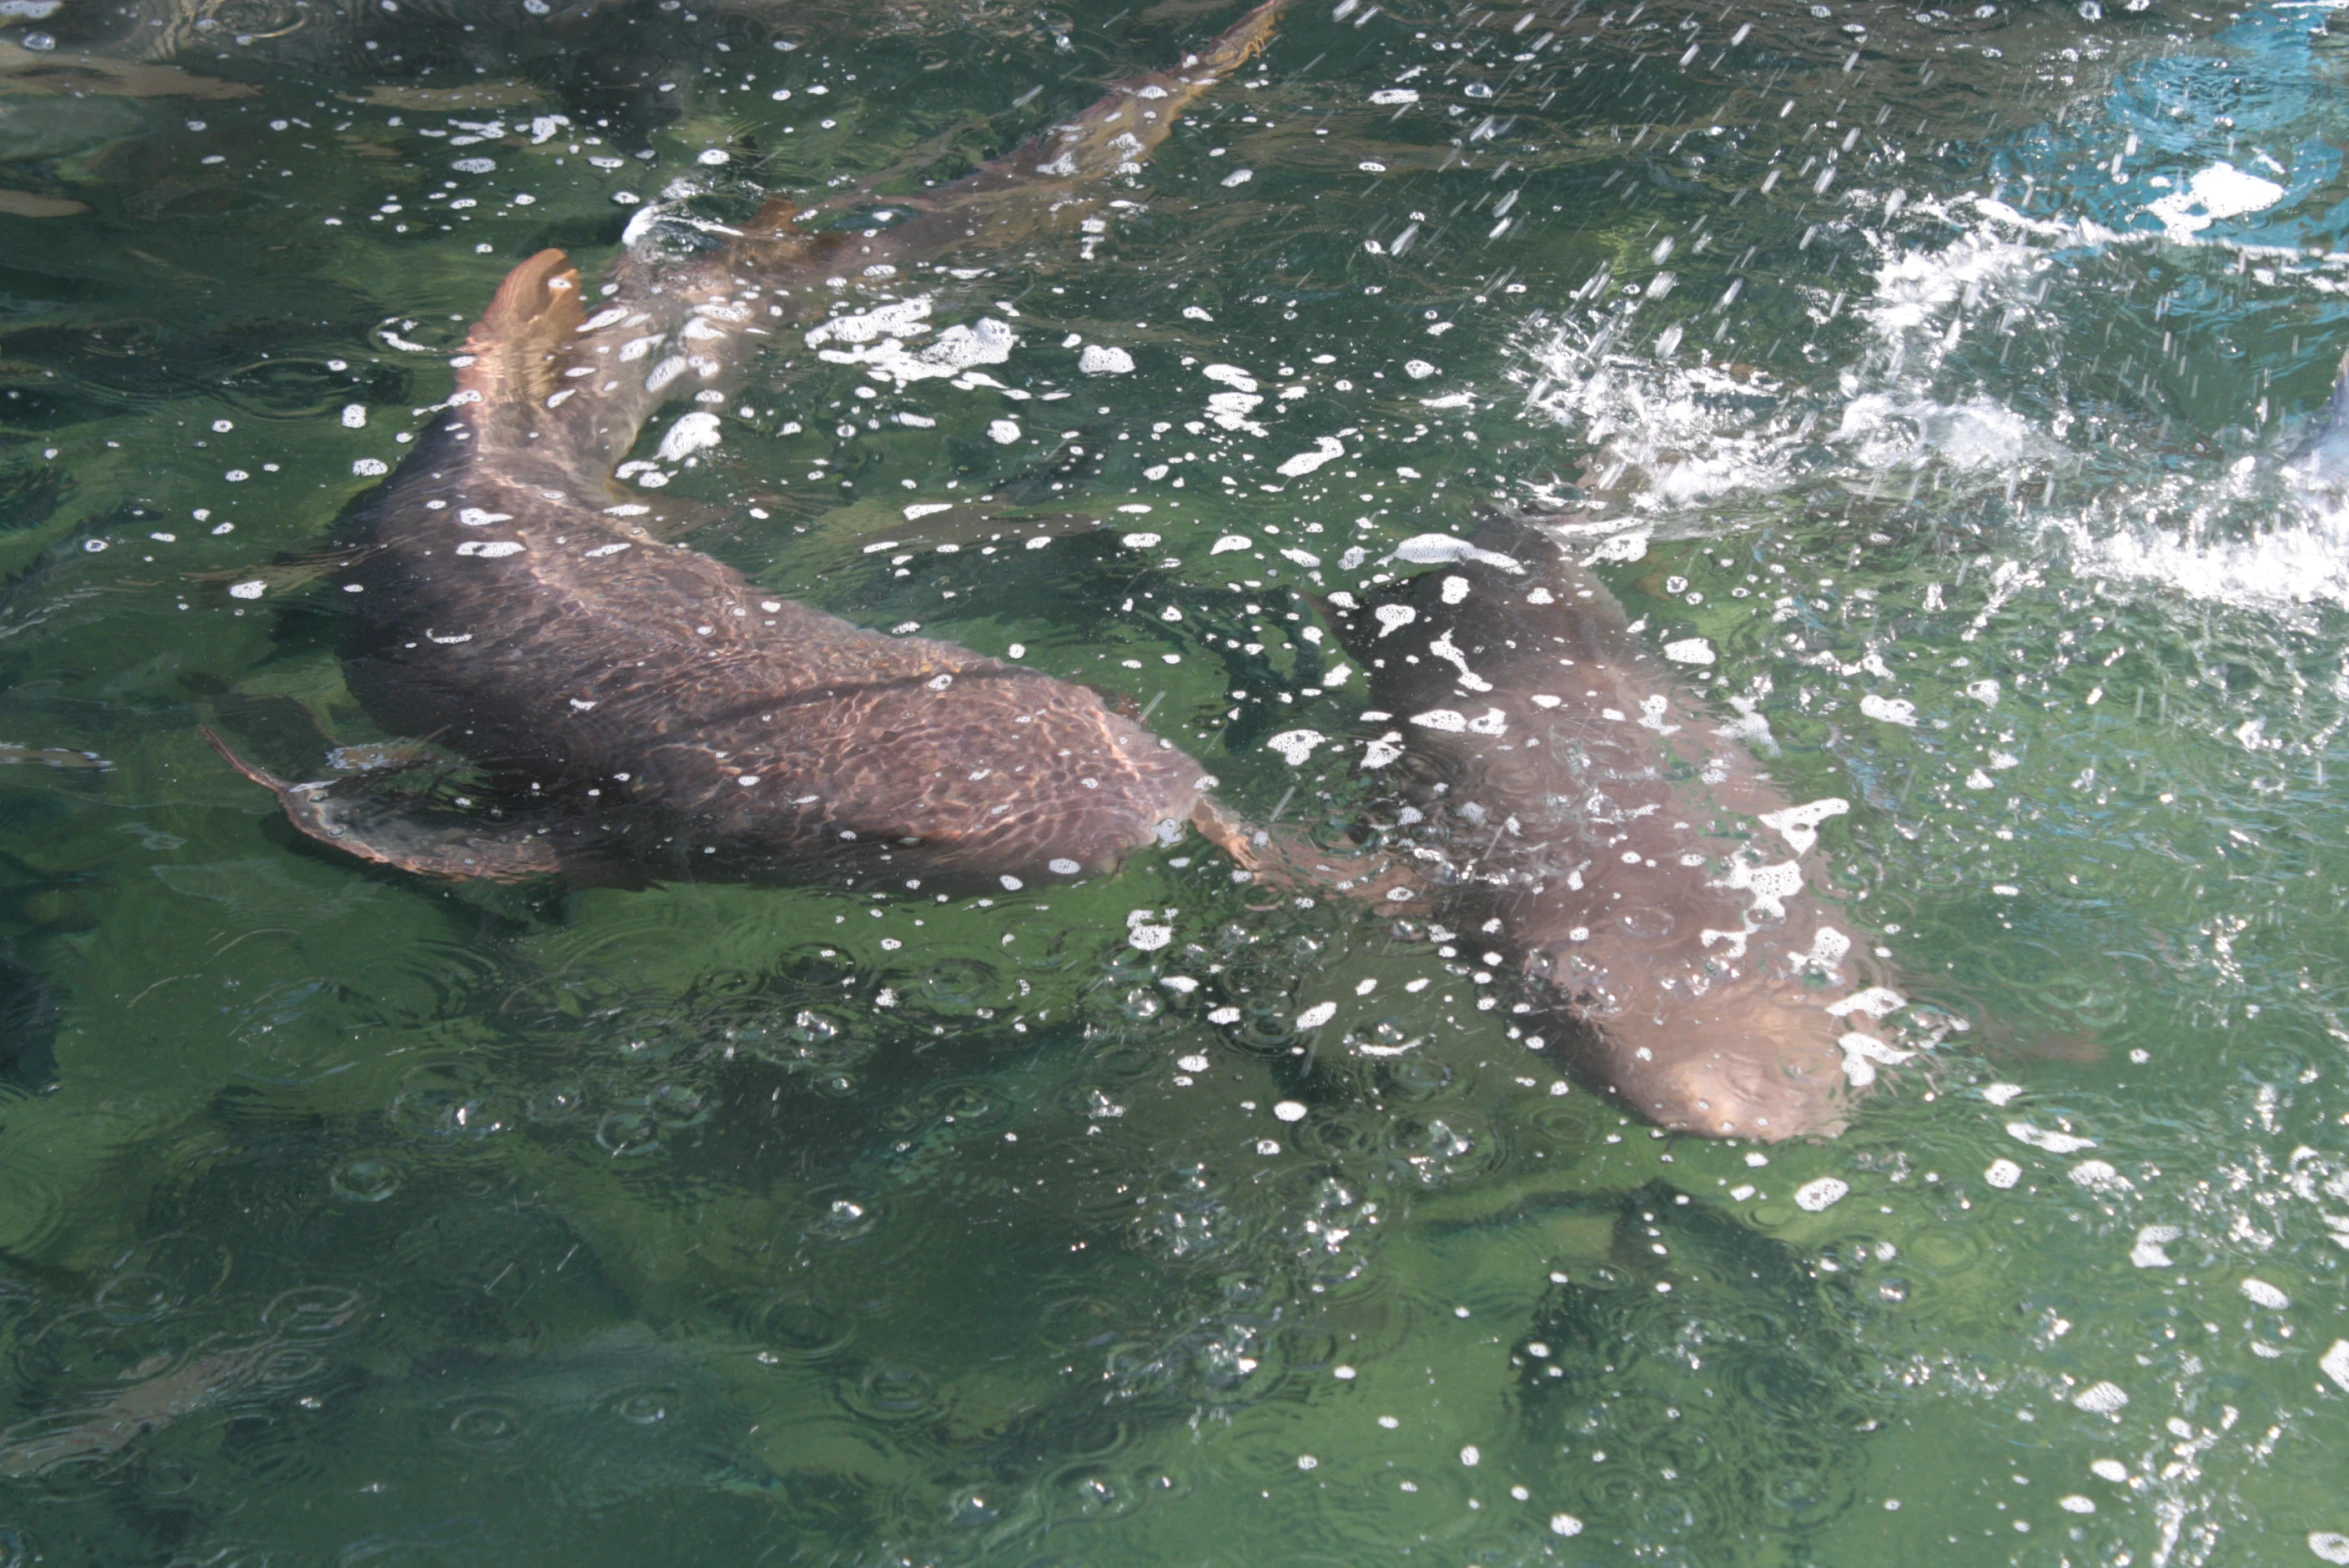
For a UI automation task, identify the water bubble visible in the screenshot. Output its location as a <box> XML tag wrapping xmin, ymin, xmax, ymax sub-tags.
<box><xmin>93</xmin><ymin>1270</ymin><xmax>177</xmax><ymax>1323</ymax></box>
<box><xmin>644</xmin><ymin>1081</ymin><xmax>710</xmax><ymax>1127</ymax></box>
<box><xmin>526</xmin><ymin>1083</ymin><xmax>584</xmax><ymax>1121</ymax></box>
<box><xmin>257</xmin><ymin>1344</ymin><xmax>328</xmax><ymax>1387</ymax></box>
<box><xmin>854</xmin><ymin>1363</ymin><xmax>936</xmax><ymax>1416</ymax></box>
<box><xmin>261</xmin><ymin>1285</ymin><xmax>362</xmax><ymax>1335</ymax></box>
<box><xmin>605</xmin><ymin>1386</ymin><xmax>678</xmax><ymax>1426</ymax></box>
<box><xmin>804</xmin><ymin>1189</ymin><xmax>880</xmax><ymax>1241</ymax></box>
<box><xmin>750</xmin><ymin>1294</ymin><xmax>853</xmax><ymax>1361</ymax></box>
<box><xmin>446</xmin><ymin>1402</ymin><xmax>525</xmax><ymax>1449</ymax></box>
<box><xmin>331</xmin><ymin>1156</ymin><xmax>401</xmax><ymax>1202</ymax></box>
<box><xmin>594</xmin><ymin>1110</ymin><xmax>660</xmax><ymax>1157</ymax></box>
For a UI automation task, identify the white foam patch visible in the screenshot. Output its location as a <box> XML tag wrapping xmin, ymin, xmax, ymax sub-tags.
<box><xmin>806</xmin><ymin>298</ymin><xmax>934</xmax><ymax>347</ymax></box>
<box><xmin>2069</xmin><ymin>1160</ymin><xmax>2130</xmax><ymax>1195</ymax></box>
<box><xmin>656</xmin><ymin>410</ymin><xmax>722</xmax><ymax>462</ymax></box>
<box><xmin>1837</xmin><ymin>1032</ymin><xmax>1911</xmax><ymax>1087</ymax></box>
<box><xmin>2072</xmin><ymin>1381</ymin><xmax>2130</xmax><ymax>1415</ymax></box>
<box><xmin>1390</xmin><ymin>534</ymin><xmax>1525</xmax><ymax>573</ymax></box>
<box><xmin>1761</xmin><ymin>797</ymin><xmax>1849</xmax><ymax>857</ymax></box>
<box><xmin>1663</xmin><ymin>637</ymin><xmax>1714</xmax><ymax>665</ymax></box>
<box><xmin>1859</xmin><ymin>693</ymin><xmax>1918</xmax><ymax>727</ymax></box>
<box><xmin>1278</xmin><ymin>436</ymin><xmax>1346</xmax><ymax>477</ymax></box>
<box><xmin>1266</xmin><ymin>729</ymin><xmax>1325</xmax><ymax>765</ymax></box>
<box><xmin>2240</xmin><ymin>1277</ymin><xmax>2290</xmax><ymax>1309</ymax></box>
<box><xmin>2148</xmin><ymin>162</ymin><xmax>2288</xmax><ymax>242</ymax></box>
<box><xmin>2008</xmin><ymin>1121</ymin><xmax>2097</xmax><ymax>1154</ymax></box>
<box><xmin>809</xmin><ymin>299</ymin><xmax>1017</xmax><ymax>387</ymax></box>
<box><xmin>1717</xmin><ymin>857</ymin><xmax>1803</xmax><ymax>920</ymax></box>
<box><xmin>2130</xmin><ymin>1224</ymin><xmax>2182</xmax><ymax>1268</ymax></box>
<box><xmin>1930</xmin><ymin>192</ymin><xmax>2349</xmax><ymax>614</ymax></box>
<box><xmin>1825</xmin><ymin>985</ymin><xmax>1903</xmax><ymax>1019</ymax></box>
<box><xmin>1794</xmin><ymin>1177</ymin><xmax>1848</xmax><ymax>1211</ymax></box>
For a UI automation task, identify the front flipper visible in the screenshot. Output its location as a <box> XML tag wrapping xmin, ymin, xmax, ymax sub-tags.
<box><xmin>1187</xmin><ymin>798</ymin><xmax>1430</xmax><ymax>911</ymax></box>
<box><xmin>200</xmin><ymin>728</ymin><xmax>602</xmax><ymax>884</ymax></box>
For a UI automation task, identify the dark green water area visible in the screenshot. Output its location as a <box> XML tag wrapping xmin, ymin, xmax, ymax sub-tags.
<box><xmin>2</xmin><ymin>0</ymin><xmax>2349</xmax><ymax>1561</ymax></box>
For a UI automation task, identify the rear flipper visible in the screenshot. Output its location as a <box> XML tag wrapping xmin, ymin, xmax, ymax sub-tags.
<box><xmin>200</xmin><ymin>729</ymin><xmax>621</xmax><ymax>885</ymax></box>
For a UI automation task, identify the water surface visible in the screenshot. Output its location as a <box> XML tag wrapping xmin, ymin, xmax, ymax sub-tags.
<box><xmin>1</xmin><ymin>0</ymin><xmax>2346</xmax><ymax>1562</ymax></box>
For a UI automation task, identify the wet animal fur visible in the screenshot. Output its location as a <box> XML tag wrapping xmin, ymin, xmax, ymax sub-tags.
<box><xmin>214</xmin><ymin>2</ymin><xmax>1287</xmax><ymax>891</ymax></box>
<box><xmin>1328</xmin><ymin>519</ymin><xmax>1885</xmax><ymax>1140</ymax></box>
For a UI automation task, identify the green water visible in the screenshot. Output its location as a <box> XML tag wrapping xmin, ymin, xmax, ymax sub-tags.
<box><xmin>0</xmin><ymin>0</ymin><xmax>2346</xmax><ymax>1562</ymax></box>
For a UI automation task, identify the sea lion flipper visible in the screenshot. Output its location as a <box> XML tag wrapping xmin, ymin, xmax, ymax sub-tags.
<box><xmin>451</xmin><ymin>249</ymin><xmax>587</xmax><ymax>455</ymax></box>
<box><xmin>188</xmin><ymin>544</ymin><xmax>373</xmax><ymax>602</ymax></box>
<box><xmin>1187</xmin><ymin>798</ymin><xmax>1429</xmax><ymax>907</ymax></box>
<box><xmin>200</xmin><ymin>728</ymin><xmax>583</xmax><ymax>883</ymax></box>
<box><xmin>869</xmin><ymin>0</ymin><xmax>1288</xmax><ymax>255</ymax></box>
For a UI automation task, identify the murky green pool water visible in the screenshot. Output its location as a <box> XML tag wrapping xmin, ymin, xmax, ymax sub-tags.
<box><xmin>1</xmin><ymin>0</ymin><xmax>2347</xmax><ymax>1562</ymax></box>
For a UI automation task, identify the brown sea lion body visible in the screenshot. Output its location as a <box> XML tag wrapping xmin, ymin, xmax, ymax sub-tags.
<box><xmin>331</xmin><ymin>301</ymin><xmax>1211</xmax><ymax>888</ymax></box>
<box><xmin>212</xmin><ymin>2</ymin><xmax>1285</xmax><ymax>892</ymax></box>
<box><xmin>1331</xmin><ymin>521</ymin><xmax>1896</xmax><ymax>1140</ymax></box>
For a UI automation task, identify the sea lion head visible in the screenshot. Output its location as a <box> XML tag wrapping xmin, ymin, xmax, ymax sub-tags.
<box><xmin>1560</xmin><ymin>989</ymin><xmax>1851</xmax><ymax>1143</ymax></box>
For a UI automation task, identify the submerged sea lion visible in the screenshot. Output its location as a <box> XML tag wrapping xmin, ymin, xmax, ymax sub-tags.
<box><xmin>1326</xmin><ymin>521</ymin><xmax>1902</xmax><ymax>1140</ymax></box>
<box><xmin>205</xmin><ymin>0</ymin><xmax>1890</xmax><ymax>1139</ymax></box>
<box><xmin>206</xmin><ymin>0</ymin><xmax>1285</xmax><ymax>892</ymax></box>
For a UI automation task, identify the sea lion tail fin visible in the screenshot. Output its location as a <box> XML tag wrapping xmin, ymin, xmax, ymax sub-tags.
<box><xmin>878</xmin><ymin>0</ymin><xmax>1285</xmax><ymax>255</ymax></box>
<box><xmin>452</xmin><ymin>249</ymin><xmax>587</xmax><ymax>451</ymax></box>
<box><xmin>1188</xmin><ymin>0</ymin><xmax>1287</xmax><ymax>77</ymax></box>
<box><xmin>736</xmin><ymin>196</ymin><xmax>801</xmax><ymax>253</ymax></box>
